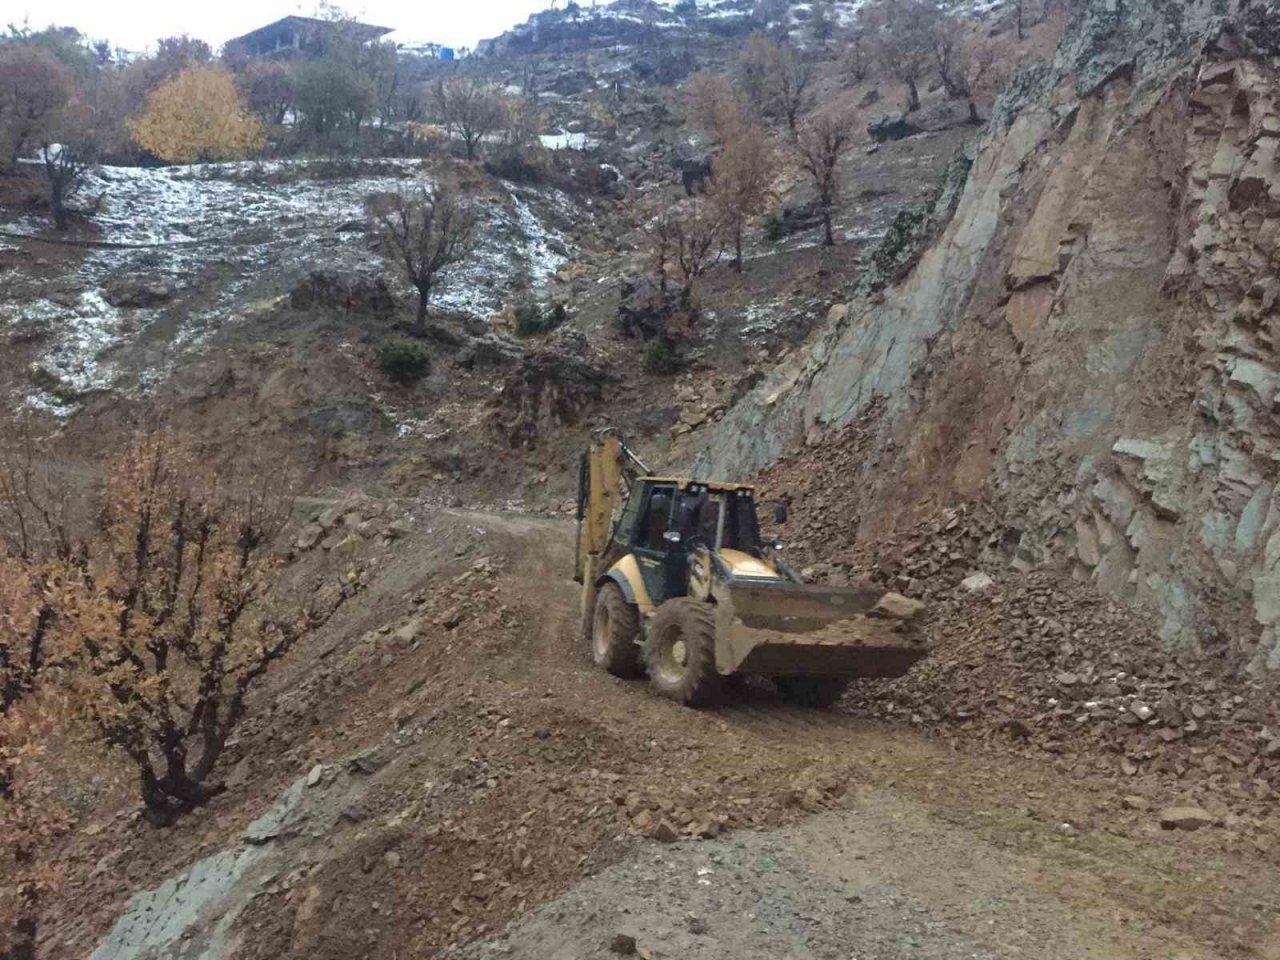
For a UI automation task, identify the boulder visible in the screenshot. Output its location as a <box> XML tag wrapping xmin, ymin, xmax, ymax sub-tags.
<box><xmin>1158</xmin><ymin>806</ymin><xmax>1215</xmax><ymax>831</ymax></box>
<box><xmin>289</xmin><ymin>270</ymin><xmax>395</xmax><ymax>317</ymax></box>
<box><xmin>960</xmin><ymin>572</ymin><xmax>995</xmax><ymax>593</ymax></box>
<box><xmin>617</xmin><ymin>275</ymin><xmax>693</xmax><ymax>340</ymax></box>
<box><xmin>456</xmin><ymin>334</ymin><xmax>524</xmax><ymax>371</ymax></box>
<box><xmin>868</xmin><ymin>113</ymin><xmax>921</xmax><ymax>142</ymax></box>
<box><xmin>102</xmin><ymin>278</ymin><xmax>173</xmax><ymax>308</ymax></box>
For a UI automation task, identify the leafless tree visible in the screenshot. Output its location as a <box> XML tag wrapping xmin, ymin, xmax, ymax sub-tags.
<box><xmin>795</xmin><ymin>111</ymin><xmax>856</xmax><ymax>246</ymax></box>
<box><xmin>865</xmin><ymin>0</ymin><xmax>940</xmax><ymax>113</ymax></box>
<box><xmin>368</xmin><ymin>185</ymin><xmax>477</xmax><ymax>337</ymax></box>
<box><xmin>434</xmin><ymin>75</ymin><xmax>507</xmax><ymax>161</ymax></box>
<box><xmin>770</xmin><ymin>45</ymin><xmax>813</xmax><ymax>138</ymax></box>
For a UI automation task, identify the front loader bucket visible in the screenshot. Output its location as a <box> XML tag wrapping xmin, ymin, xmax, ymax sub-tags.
<box><xmin>713</xmin><ymin>580</ymin><xmax>929</xmax><ymax>679</ymax></box>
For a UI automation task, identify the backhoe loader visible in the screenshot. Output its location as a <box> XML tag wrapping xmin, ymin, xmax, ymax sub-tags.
<box><xmin>573</xmin><ymin>428</ymin><xmax>929</xmax><ymax>707</ymax></box>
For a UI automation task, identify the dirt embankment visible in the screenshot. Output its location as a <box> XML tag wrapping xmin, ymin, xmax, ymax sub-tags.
<box><xmin>44</xmin><ymin>500</ymin><xmax>1280</xmax><ymax>960</ymax></box>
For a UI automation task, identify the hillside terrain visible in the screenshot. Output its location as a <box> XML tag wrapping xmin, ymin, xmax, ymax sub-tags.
<box><xmin>1</xmin><ymin>0</ymin><xmax>1279</xmax><ymax>958</ymax></box>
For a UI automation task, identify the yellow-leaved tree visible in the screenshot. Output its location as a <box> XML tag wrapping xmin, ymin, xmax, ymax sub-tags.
<box><xmin>129</xmin><ymin>63</ymin><xmax>263</xmax><ymax>164</ymax></box>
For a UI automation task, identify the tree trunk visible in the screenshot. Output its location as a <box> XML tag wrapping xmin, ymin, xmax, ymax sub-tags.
<box><xmin>51</xmin><ymin>178</ymin><xmax>68</xmax><ymax>232</ymax></box>
<box><xmin>822</xmin><ymin>207</ymin><xmax>834</xmax><ymax>247</ymax></box>
<box><xmin>732</xmin><ymin>228</ymin><xmax>743</xmax><ymax>272</ymax></box>
<box><xmin>412</xmin><ymin>286</ymin><xmax>430</xmax><ymax>337</ymax></box>
<box><xmin>465</xmin><ymin>136</ymin><xmax>476</xmax><ymax>161</ymax></box>
<box><xmin>967</xmin><ymin>99</ymin><xmax>981</xmax><ymax>124</ymax></box>
<box><xmin>906</xmin><ymin>77</ymin><xmax>921</xmax><ymax>113</ymax></box>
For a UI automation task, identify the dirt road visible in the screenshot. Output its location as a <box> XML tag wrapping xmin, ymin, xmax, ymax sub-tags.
<box><xmin>69</xmin><ymin>504</ymin><xmax>1280</xmax><ymax>960</ymax></box>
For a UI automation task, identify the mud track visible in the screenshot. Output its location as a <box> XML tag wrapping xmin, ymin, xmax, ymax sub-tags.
<box><xmin>72</xmin><ymin>505</ymin><xmax>1280</xmax><ymax>960</ymax></box>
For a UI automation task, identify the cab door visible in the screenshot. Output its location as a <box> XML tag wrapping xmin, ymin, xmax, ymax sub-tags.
<box><xmin>632</xmin><ymin>483</ymin><xmax>679</xmax><ymax>606</ymax></box>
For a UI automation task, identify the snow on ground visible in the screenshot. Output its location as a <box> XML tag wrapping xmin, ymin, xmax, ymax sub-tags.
<box><xmin>539</xmin><ymin>130</ymin><xmax>597</xmax><ymax>151</ymax></box>
<box><xmin>0</xmin><ymin>158</ymin><xmax>577</xmax><ymax>415</ymax></box>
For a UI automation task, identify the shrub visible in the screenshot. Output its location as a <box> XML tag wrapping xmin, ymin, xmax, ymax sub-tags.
<box><xmin>762</xmin><ymin>212</ymin><xmax>786</xmax><ymax>243</ymax></box>
<box><xmin>643</xmin><ymin>337</ymin><xmax>680</xmax><ymax>374</ymax></box>
<box><xmin>514</xmin><ymin>300</ymin><xmax>566</xmax><ymax>337</ymax></box>
<box><xmin>379</xmin><ymin>342</ymin><xmax>431</xmax><ymax>384</ymax></box>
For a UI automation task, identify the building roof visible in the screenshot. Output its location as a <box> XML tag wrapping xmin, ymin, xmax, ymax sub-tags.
<box><xmin>228</xmin><ymin>15</ymin><xmax>392</xmax><ymax>49</ymax></box>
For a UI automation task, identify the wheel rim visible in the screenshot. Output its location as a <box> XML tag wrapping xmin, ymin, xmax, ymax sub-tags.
<box><xmin>593</xmin><ymin>602</ymin><xmax>610</xmax><ymax>659</ymax></box>
<box><xmin>655</xmin><ymin>623</ymin><xmax>688</xmax><ymax>685</ymax></box>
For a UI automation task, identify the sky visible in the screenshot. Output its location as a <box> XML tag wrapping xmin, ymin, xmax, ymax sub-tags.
<box><xmin>7</xmin><ymin>0</ymin><xmax>561</xmax><ymax>53</ymax></box>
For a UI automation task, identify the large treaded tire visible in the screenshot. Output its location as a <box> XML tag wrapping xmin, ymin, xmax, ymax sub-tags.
<box><xmin>644</xmin><ymin>598</ymin><xmax>722</xmax><ymax>707</ymax></box>
<box><xmin>592</xmin><ymin>582</ymin><xmax>642</xmax><ymax>677</ymax></box>
<box><xmin>775</xmin><ymin>676</ymin><xmax>849</xmax><ymax>709</ymax></box>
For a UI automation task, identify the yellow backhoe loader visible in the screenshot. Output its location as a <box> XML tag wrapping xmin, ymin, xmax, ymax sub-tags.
<box><xmin>573</xmin><ymin>428</ymin><xmax>929</xmax><ymax>707</ymax></box>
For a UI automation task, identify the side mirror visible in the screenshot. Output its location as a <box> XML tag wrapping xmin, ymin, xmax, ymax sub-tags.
<box><xmin>663</xmin><ymin>530</ymin><xmax>683</xmax><ymax>544</ymax></box>
<box><xmin>773</xmin><ymin>500</ymin><xmax>788</xmax><ymax>525</ymax></box>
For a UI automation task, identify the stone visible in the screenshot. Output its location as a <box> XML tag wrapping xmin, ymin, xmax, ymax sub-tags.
<box><xmin>651</xmin><ymin>819</ymin><xmax>680</xmax><ymax>843</ymax></box>
<box><xmin>1159</xmin><ymin>807</ymin><xmax>1215</xmax><ymax>831</ymax></box>
<box><xmin>1128</xmin><ymin>700</ymin><xmax>1155</xmax><ymax>722</ymax></box>
<box><xmin>382</xmin><ymin>851</ymin><xmax>401</xmax><ymax>871</ymax></box>
<box><xmin>385</xmin><ymin>518</ymin><xmax>414</xmax><ymax>539</ymax></box>
<box><xmin>394</xmin><ymin>619</ymin><xmax>422</xmax><ymax>644</ymax></box>
<box><xmin>1121</xmin><ymin>795</ymin><xmax>1150</xmax><ymax>811</ymax></box>
<box><xmin>293</xmin><ymin>885</ymin><xmax>324</xmax><ymax>940</ymax></box>
<box><xmin>961</xmin><ymin>572</ymin><xmax>995</xmax><ymax>593</ymax></box>
<box><xmin>609</xmin><ymin>933</ymin><xmax>637</xmax><ymax>955</ymax></box>
<box><xmin>688</xmin><ymin>916</ymin><xmax>709</xmax><ymax>935</ymax></box>
<box><xmin>102</xmin><ymin>278</ymin><xmax>173</xmax><ymax>308</ymax></box>
<box><xmin>348</xmin><ymin>748</ymin><xmax>391</xmax><ymax>776</ymax></box>
<box><xmin>294</xmin><ymin>524</ymin><xmax>325</xmax><ymax>551</ymax></box>
<box><xmin>871</xmin><ymin>592</ymin><xmax>926</xmax><ymax>621</ymax></box>
<box><xmin>306</xmin><ymin>764</ymin><xmax>324</xmax><ymax>787</ymax></box>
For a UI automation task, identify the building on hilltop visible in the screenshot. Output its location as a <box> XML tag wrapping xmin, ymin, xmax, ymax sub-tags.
<box><xmin>224</xmin><ymin>16</ymin><xmax>392</xmax><ymax>59</ymax></box>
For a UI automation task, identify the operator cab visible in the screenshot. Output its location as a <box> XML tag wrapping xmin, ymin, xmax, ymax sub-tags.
<box><xmin>612</xmin><ymin>478</ymin><xmax>772</xmax><ymax>608</ymax></box>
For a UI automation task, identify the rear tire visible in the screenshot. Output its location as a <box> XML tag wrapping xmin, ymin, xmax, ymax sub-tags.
<box><xmin>644</xmin><ymin>599</ymin><xmax>722</xmax><ymax>707</ymax></box>
<box><xmin>775</xmin><ymin>676</ymin><xmax>849</xmax><ymax>709</ymax></box>
<box><xmin>592</xmin><ymin>582</ymin><xmax>642</xmax><ymax>677</ymax></box>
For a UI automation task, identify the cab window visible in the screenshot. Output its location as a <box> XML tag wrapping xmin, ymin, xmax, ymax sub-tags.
<box><xmin>639</xmin><ymin>486</ymin><xmax>675</xmax><ymax>550</ymax></box>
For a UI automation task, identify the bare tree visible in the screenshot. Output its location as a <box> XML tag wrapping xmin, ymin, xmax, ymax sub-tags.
<box><xmin>865</xmin><ymin>0</ymin><xmax>939</xmax><ymax>113</ymax></box>
<box><xmin>735</xmin><ymin>35</ymin><xmax>812</xmax><ymax>137</ymax></box>
<box><xmin>673</xmin><ymin>199</ymin><xmax>723</xmax><ymax>282</ymax></box>
<box><xmin>736</xmin><ymin>32</ymin><xmax>775</xmax><ymax>117</ymax></box>
<box><xmin>644</xmin><ymin>199</ymin><xmax>723</xmax><ymax>293</ymax></box>
<box><xmin>844</xmin><ymin>24</ymin><xmax>869</xmax><ymax>82</ymax></box>
<box><xmin>40</xmin><ymin>138</ymin><xmax>94</xmax><ymax>232</ymax></box>
<box><xmin>931</xmin><ymin>16</ymin><xmax>1002</xmax><ymax>122</ymax></box>
<box><xmin>368</xmin><ymin>185</ymin><xmax>477</xmax><ymax>338</ymax></box>
<box><xmin>434</xmin><ymin>75</ymin><xmax>507</xmax><ymax>161</ymax></box>
<box><xmin>795</xmin><ymin>111</ymin><xmax>856</xmax><ymax>246</ymax></box>
<box><xmin>707</xmin><ymin>117</ymin><xmax>778</xmax><ymax>270</ymax></box>
<box><xmin>770</xmin><ymin>45</ymin><xmax>813</xmax><ymax>138</ymax></box>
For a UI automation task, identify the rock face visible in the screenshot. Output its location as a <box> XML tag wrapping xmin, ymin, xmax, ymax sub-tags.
<box><xmin>288</xmin><ymin>270</ymin><xmax>395</xmax><ymax>317</ymax></box>
<box><xmin>694</xmin><ymin>0</ymin><xmax>1280</xmax><ymax>672</ymax></box>
<box><xmin>495</xmin><ymin>348</ymin><xmax>615</xmax><ymax>449</ymax></box>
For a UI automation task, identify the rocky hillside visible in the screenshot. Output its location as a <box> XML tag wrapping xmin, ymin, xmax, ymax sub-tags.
<box><xmin>690</xmin><ymin>0</ymin><xmax>1280</xmax><ymax>676</ymax></box>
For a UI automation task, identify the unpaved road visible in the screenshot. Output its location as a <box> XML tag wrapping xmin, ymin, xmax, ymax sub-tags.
<box><xmin>66</xmin><ymin>504</ymin><xmax>1280</xmax><ymax>960</ymax></box>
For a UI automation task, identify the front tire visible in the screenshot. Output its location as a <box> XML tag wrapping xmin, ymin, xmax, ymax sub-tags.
<box><xmin>592</xmin><ymin>582</ymin><xmax>642</xmax><ymax>677</ymax></box>
<box><xmin>644</xmin><ymin>599</ymin><xmax>722</xmax><ymax>707</ymax></box>
<box><xmin>775</xmin><ymin>676</ymin><xmax>849</xmax><ymax>708</ymax></box>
